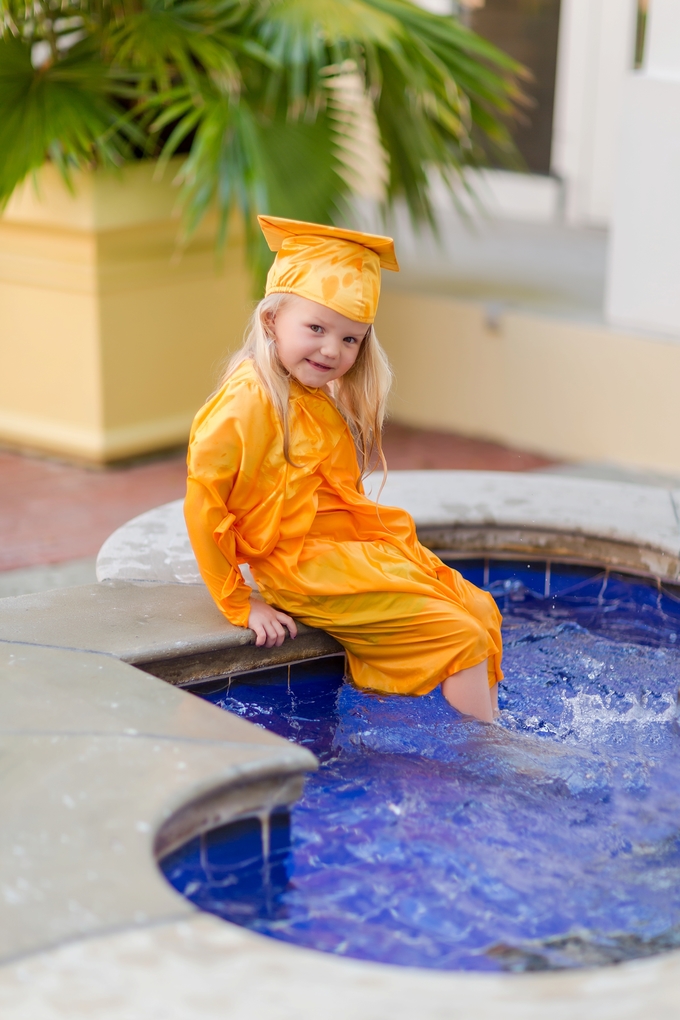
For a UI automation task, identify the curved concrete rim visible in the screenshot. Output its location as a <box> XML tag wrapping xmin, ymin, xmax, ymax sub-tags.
<box><xmin>97</xmin><ymin>471</ymin><xmax>680</xmax><ymax>586</ymax></box>
<box><xmin>3</xmin><ymin>469</ymin><xmax>680</xmax><ymax>1019</ymax></box>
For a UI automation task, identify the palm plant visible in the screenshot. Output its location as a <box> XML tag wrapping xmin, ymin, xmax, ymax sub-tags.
<box><xmin>0</xmin><ymin>0</ymin><xmax>524</xmax><ymax>277</ymax></box>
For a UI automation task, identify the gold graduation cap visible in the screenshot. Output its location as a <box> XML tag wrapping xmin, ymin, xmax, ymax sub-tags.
<box><xmin>258</xmin><ymin>215</ymin><xmax>399</xmax><ymax>324</ymax></box>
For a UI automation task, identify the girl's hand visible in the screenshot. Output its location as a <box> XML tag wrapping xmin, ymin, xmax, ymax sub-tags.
<box><xmin>248</xmin><ymin>599</ymin><xmax>297</xmax><ymax>648</ymax></box>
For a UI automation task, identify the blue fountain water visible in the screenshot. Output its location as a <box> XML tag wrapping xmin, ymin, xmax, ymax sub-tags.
<box><xmin>161</xmin><ymin>562</ymin><xmax>680</xmax><ymax>971</ymax></box>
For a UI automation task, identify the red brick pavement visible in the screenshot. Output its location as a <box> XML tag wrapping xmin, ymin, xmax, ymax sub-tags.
<box><xmin>0</xmin><ymin>449</ymin><xmax>188</xmax><ymax>572</ymax></box>
<box><xmin>0</xmin><ymin>426</ymin><xmax>557</xmax><ymax>571</ymax></box>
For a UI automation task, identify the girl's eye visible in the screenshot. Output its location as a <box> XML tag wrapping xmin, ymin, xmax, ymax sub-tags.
<box><xmin>310</xmin><ymin>324</ymin><xmax>323</xmax><ymax>333</ymax></box>
<box><xmin>343</xmin><ymin>336</ymin><xmax>358</xmax><ymax>344</ymax></box>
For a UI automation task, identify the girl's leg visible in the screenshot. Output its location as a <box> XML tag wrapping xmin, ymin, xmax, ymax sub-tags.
<box><xmin>441</xmin><ymin>660</ymin><xmax>496</xmax><ymax>723</ymax></box>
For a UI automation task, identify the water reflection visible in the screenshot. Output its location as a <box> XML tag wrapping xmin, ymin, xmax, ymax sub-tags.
<box><xmin>161</xmin><ymin>571</ymin><xmax>680</xmax><ymax>971</ymax></box>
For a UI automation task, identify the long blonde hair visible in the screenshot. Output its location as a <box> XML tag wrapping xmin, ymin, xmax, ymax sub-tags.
<box><xmin>221</xmin><ymin>293</ymin><xmax>392</xmax><ymax>483</ymax></box>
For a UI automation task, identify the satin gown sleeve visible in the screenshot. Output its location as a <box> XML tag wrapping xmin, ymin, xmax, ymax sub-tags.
<box><xmin>184</xmin><ymin>369</ymin><xmax>281</xmax><ymax>628</ymax></box>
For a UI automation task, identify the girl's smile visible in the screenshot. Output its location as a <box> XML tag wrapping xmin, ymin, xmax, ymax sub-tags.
<box><xmin>306</xmin><ymin>358</ymin><xmax>333</xmax><ymax>372</ymax></box>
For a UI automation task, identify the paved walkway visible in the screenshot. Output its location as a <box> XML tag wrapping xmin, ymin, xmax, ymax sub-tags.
<box><xmin>0</xmin><ymin>448</ymin><xmax>188</xmax><ymax>572</ymax></box>
<box><xmin>0</xmin><ymin>426</ymin><xmax>556</xmax><ymax>574</ymax></box>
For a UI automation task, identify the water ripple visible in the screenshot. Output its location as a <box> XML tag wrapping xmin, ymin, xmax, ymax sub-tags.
<box><xmin>161</xmin><ymin>573</ymin><xmax>680</xmax><ymax>972</ymax></box>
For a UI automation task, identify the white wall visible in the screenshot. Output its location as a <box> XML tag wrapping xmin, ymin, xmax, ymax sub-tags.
<box><xmin>606</xmin><ymin>0</ymin><xmax>680</xmax><ymax>336</ymax></box>
<box><xmin>551</xmin><ymin>0</ymin><xmax>638</xmax><ymax>227</ymax></box>
<box><xmin>644</xmin><ymin>0</ymin><xmax>680</xmax><ymax>78</ymax></box>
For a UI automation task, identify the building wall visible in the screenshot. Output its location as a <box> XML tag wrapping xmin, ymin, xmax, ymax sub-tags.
<box><xmin>377</xmin><ymin>287</ymin><xmax>680</xmax><ymax>474</ymax></box>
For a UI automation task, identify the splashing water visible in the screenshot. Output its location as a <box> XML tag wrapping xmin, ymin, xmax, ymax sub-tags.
<box><xmin>161</xmin><ymin>565</ymin><xmax>680</xmax><ymax>972</ymax></box>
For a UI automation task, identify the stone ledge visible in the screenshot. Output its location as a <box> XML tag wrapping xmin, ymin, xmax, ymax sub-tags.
<box><xmin>1</xmin><ymin>910</ymin><xmax>679</xmax><ymax>1020</ymax></box>
<box><xmin>141</xmin><ymin>635</ymin><xmax>344</xmax><ymax>687</ymax></box>
<box><xmin>97</xmin><ymin>472</ymin><xmax>680</xmax><ymax>590</ymax></box>
<box><xmin>419</xmin><ymin>525</ymin><xmax>680</xmax><ymax>583</ymax></box>
<box><xmin>0</xmin><ymin>641</ymin><xmax>316</xmax><ymax>964</ymax></box>
<box><xmin>0</xmin><ymin>580</ymin><xmax>327</xmax><ymax>666</ymax></box>
<box><xmin>0</xmin><ymin>642</ymin><xmax>303</xmax><ymax>745</ymax></box>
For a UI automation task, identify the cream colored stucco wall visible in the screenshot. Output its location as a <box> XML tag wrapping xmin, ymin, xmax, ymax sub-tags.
<box><xmin>377</xmin><ymin>288</ymin><xmax>680</xmax><ymax>475</ymax></box>
<box><xmin>0</xmin><ymin>162</ymin><xmax>250</xmax><ymax>462</ymax></box>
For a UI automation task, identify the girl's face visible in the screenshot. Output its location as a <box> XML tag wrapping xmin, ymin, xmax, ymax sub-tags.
<box><xmin>270</xmin><ymin>295</ymin><xmax>367</xmax><ymax>387</ymax></box>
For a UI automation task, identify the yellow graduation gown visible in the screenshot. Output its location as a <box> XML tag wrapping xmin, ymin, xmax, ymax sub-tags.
<box><xmin>184</xmin><ymin>360</ymin><xmax>503</xmax><ymax>696</ymax></box>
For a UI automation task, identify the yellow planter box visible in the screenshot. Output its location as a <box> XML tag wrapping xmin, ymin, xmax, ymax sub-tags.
<box><xmin>0</xmin><ymin>161</ymin><xmax>251</xmax><ymax>462</ymax></box>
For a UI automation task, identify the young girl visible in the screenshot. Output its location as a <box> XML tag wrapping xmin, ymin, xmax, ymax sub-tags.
<box><xmin>185</xmin><ymin>215</ymin><xmax>503</xmax><ymax>723</ymax></box>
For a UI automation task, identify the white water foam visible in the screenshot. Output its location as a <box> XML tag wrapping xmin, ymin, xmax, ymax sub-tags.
<box><xmin>559</xmin><ymin>690</ymin><xmax>678</xmax><ymax>742</ymax></box>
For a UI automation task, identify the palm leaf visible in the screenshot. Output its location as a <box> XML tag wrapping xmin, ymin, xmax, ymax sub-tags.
<box><xmin>109</xmin><ymin>0</ymin><xmax>245</xmax><ymax>93</ymax></box>
<box><xmin>251</xmin><ymin>0</ymin><xmax>399</xmax><ymax>110</ymax></box>
<box><xmin>0</xmin><ymin>34</ymin><xmax>140</xmax><ymax>204</ymax></box>
<box><xmin>174</xmin><ymin>87</ymin><xmax>266</xmax><ymax>251</ymax></box>
<box><xmin>1</xmin><ymin>0</ymin><xmax>528</xmax><ymax>279</ymax></box>
<box><xmin>244</xmin><ymin>0</ymin><xmax>525</xmax><ymax>233</ymax></box>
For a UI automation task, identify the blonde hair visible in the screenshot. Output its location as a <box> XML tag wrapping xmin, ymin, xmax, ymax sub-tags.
<box><xmin>221</xmin><ymin>293</ymin><xmax>392</xmax><ymax>483</ymax></box>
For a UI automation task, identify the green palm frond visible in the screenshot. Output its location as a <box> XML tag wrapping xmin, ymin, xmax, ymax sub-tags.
<box><xmin>0</xmin><ymin>0</ymin><xmax>527</xmax><ymax>280</ymax></box>
<box><xmin>174</xmin><ymin>86</ymin><xmax>266</xmax><ymax>245</ymax></box>
<box><xmin>0</xmin><ymin>33</ymin><xmax>140</xmax><ymax>205</ymax></box>
<box><xmin>108</xmin><ymin>0</ymin><xmax>251</xmax><ymax>93</ymax></box>
<box><xmin>251</xmin><ymin>0</ymin><xmax>399</xmax><ymax>109</ymax></box>
<box><xmin>246</xmin><ymin>0</ymin><xmax>524</xmax><ymax>229</ymax></box>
